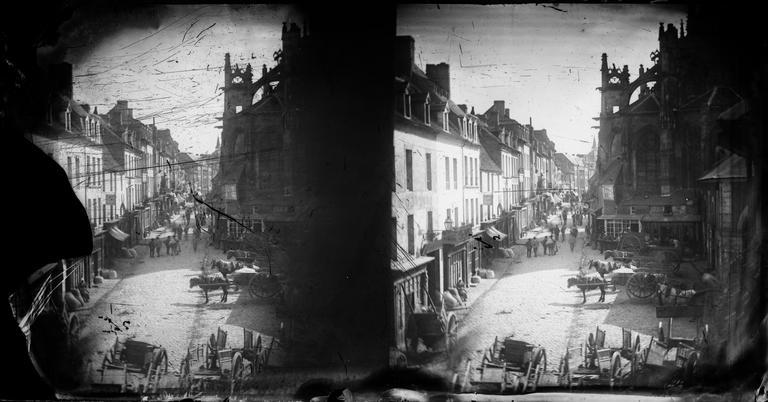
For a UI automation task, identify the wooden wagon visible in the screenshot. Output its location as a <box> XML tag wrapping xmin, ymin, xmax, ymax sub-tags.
<box><xmin>405</xmin><ymin>309</ymin><xmax>458</xmax><ymax>355</ymax></box>
<box><xmin>178</xmin><ymin>327</ymin><xmax>276</xmax><ymax>396</ymax></box>
<box><xmin>560</xmin><ymin>327</ymin><xmax>636</xmax><ymax>390</ymax></box>
<box><xmin>461</xmin><ymin>336</ymin><xmax>547</xmax><ymax>394</ymax></box>
<box><xmin>94</xmin><ymin>336</ymin><xmax>169</xmax><ymax>394</ymax></box>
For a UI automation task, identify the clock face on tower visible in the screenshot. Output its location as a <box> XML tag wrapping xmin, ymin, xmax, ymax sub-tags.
<box><xmin>609</xmin><ymin>76</ymin><xmax>621</xmax><ymax>85</ymax></box>
<box><xmin>232</xmin><ymin>76</ymin><xmax>243</xmax><ymax>84</ymax></box>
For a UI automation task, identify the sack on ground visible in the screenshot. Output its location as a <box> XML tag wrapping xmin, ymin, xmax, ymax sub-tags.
<box><xmin>102</xmin><ymin>269</ymin><xmax>118</xmax><ymax>279</ymax></box>
<box><xmin>65</xmin><ymin>292</ymin><xmax>81</xmax><ymax>311</ymax></box>
<box><xmin>443</xmin><ymin>291</ymin><xmax>459</xmax><ymax>309</ymax></box>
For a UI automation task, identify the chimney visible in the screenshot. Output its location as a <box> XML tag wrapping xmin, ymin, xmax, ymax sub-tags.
<box><xmin>81</xmin><ymin>104</ymin><xmax>90</xmax><ymax>113</ymax></box>
<box><xmin>504</xmin><ymin>108</ymin><xmax>509</xmax><ymax>118</ymax></box>
<box><xmin>93</xmin><ymin>106</ymin><xmax>98</xmax><ymax>115</ymax></box>
<box><xmin>493</xmin><ymin>100</ymin><xmax>505</xmax><ymax>118</ymax></box>
<box><xmin>426</xmin><ymin>63</ymin><xmax>450</xmax><ymax>99</ymax></box>
<box><xmin>395</xmin><ymin>36</ymin><xmax>415</xmax><ymax>78</ymax></box>
<box><xmin>458</xmin><ymin>104</ymin><xmax>467</xmax><ymax>113</ymax></box>
<box><xmin>49</xmin><ymin>63</ymin><xmax>73</xmax><ymax>99</ymax></box>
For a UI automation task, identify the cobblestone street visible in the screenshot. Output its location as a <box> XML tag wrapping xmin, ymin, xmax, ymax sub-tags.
<box><xmin>75</xmin><ymin>215</ymin><xmax>283</xmax><ymax>392</ymax></box>
<box><xmin>439</xmin><ymin>223</ymin><xmax>698</xmax><ymax>386</ymax></box>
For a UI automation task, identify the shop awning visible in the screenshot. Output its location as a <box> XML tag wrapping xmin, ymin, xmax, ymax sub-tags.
<box><xmin>641</xmin><ymin>215</ymin><xmax>702</xmax><ymax>223</ymax></box>
<box><xmin>698</xmin><ymin>153</ymin><xmax>748</xmax><ymax>182</ymax></box>
<box><xmin>391</xmin><ymin>255</ymin><xmax>433</xmax><ymax>274</ymax></box>
<box><xmin>109</xmin><ymin>226</ymin><xmax>129</xmax><ymax>241</ymax></box>
<box><xmin>597</xmin><ymin>214</ymin><xmax>642</xmax><ymax>221</ymax></box>
<box><xmin>487</xmin><ymin>226</ymin><xmax>508</xmax><ymax>240</ymax></box>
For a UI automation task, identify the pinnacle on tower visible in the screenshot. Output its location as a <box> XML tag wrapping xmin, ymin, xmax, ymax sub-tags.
<box><xmin>601</xmin><ymin>53</ymin><xmax>608</xmax><ymax>71</ymax></box>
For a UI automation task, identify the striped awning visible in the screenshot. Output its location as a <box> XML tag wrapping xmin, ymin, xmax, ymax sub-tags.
<box><xmin>109</xmin><ymin>226</ymin><xmax>129</xmax><ymax>241</ymax></box>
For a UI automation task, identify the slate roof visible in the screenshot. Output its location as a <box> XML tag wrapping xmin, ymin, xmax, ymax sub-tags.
<box><xmin>478</xmin><ymin>129</ymin><xmax>502</xmax><ymax>173</ymax></box>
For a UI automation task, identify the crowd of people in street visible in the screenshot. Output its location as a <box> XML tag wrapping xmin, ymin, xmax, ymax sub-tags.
<box><xmin>146</xmin><ymin>201</ymin><xmax>208</xmax><ymax>258</ymax></box>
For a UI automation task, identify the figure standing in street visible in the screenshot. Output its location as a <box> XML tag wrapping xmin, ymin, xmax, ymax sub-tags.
<box><xmin>164</xmin><ymin>235</ymin><xmax>171</xmax><ymax>256</ymax></box>
<box><xmin>553</xmin><ymin>225</ymin><xmax>560</xmax><ymax>244</ymax></box>
<box><xmin>533</xmin><ymin>237</ymin><xmax>539</xmax><ymax>257</ymax></box>
<box><xmin>526</xmin><ymin>238</ymin><xmax>532</xmax><ymax>258</ymax></box>
<box><xmin>149</xmin><ymin>238</ymin><xmax>155</xmax><ymax>258</ymax></box>
<box><xmin>550</xmin><ymin>236</ymin><xmax>558</xmax><ymax>255</ymax></box>
<box><xmin>569</xmin><ymin>226</ymin><xmax>578</xmax><ymax>252</ymax></box>
<box><xmin>561</xmin><ymin>209</ymin><xmax>568</xmax><ymax>226</ymax></box>
<box><xmin>192</xmin><ymin>232</ymin><xmax>199</xmax><ymax>253</ymax></box>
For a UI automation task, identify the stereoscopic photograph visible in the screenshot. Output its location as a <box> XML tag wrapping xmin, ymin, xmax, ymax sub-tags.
<box><xmin>1</xmin><ymin>2</ymin><xmax>765</xmax><ymax>402</ymax></box>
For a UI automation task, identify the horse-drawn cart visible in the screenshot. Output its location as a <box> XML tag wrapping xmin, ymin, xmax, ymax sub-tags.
<box><xmin>93</xmin><ymin>336</ymin><xmax>169</xmax><ymax>394</ymax></box>
<box><xmin>461</xmin><ymin>336</ymin><xmax>548</xmax><ymax>394</ymax></box>
<box><xmin>178</xmin><ymin>327</ymin><xmax>276</xmax><ymax>396</ymax></box>
<box><xmin>560</xmin><ymin>327</ymin><xmax>640</xmax><ymax>390</ymax></box>
<box><xmin>405</xmin><ymin>309</ymin><xmax>458</xmax><ymax>355</ymax></box>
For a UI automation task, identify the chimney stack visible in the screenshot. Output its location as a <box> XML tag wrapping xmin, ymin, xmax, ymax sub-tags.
<box><xmin>458</xmin><ymin>104</ymin><xmax>467</xmax><ymax>113</ymax></box>
<box><xmin>493</xmin><ymin>100</ymin><xmax>505</xmax><ymax>118</ymax></box>
<box><xmin>426</xmin><ymin>63</ymin><xmax>450</xmax><ymax>99</ymax></box>
<box><xmin>504</xmin><ymin>108</ymin><xmax>510</xmax><ymax>118</ymax></box>
<box><xmin>395</xmin><ymin>36</ymin><xmax>415</xmax><ymax>78</ymax></box>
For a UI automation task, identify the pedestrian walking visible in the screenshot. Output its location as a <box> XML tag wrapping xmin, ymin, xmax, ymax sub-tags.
<box><xmin>569</xmin><ymin>226</ymin><xmax>578</xmax><ymax>252</ymax></box>
<box><xmin>553</xmin><ymin>225</ymin><xmax>560</xmax><ymax>243</ymax></box>
<box><xmin>526</xmin><ymin>238</ymin><xmax>532</xmax><ymax>258</ymax></box>
<box><xmin>192</xmin><ymin>234</ymin><xmax>199</xmax><ymax>253</ymax></box>
<box><xmin>149</xmin><ymin>238</ymin><xmax>155</xmax><ymax>258</ymax></box>
<box><xmin>550</xmin><ymin>236</ymin><xmax>559</xmax><ymax>255</ymax></box>
<box><xmin>533</xmin><ymin>237</ymin><xmax>539</xmax><ymax>257</ymax></box>
<box><xmin>164</xmin><ymin>235</ymin><xmax>171</xmax><ymax>256</ymax></box>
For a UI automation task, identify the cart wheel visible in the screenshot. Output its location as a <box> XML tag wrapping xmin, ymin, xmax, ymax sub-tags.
<box><xmin>178</xmin><ymin>357</ymin><xmax>191</xmax><ymax>391</ymax></box>
<box><xmin>444</xmin><ymin>314</ymin><xmax>458</xmax><ymax>353</ymax></box>
<box><xmin>609</xmin><ymin>351</ymin><xmax>622</xmax><ymax>389</ymax></box>
<box><xmin>627</xmin><ymin>273</ymin><xmax>657</xmax><ymax>299</ymax></box>
<box><xmin>230</xmin><ymin>352</ymin><xmax>244</xmax><ymax>395</ymax></box>
<box><xmin>249</xmin><ymin>274</ymin><xmax>282</xmax><ymax>300</ymax></box>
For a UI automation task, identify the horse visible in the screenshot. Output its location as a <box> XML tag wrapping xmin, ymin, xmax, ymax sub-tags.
<box><xmin>209</xmin><ymin>259</ymin><xmax>241</xmax><ymax>290</ymax></box>
<box><xmin>189</xmin><ymin>272</ymin><xmax>230</xmax><ymax>303</ymax></box>
<box><xmin>567</xmin><ymin>272</ymin><xmax>607</xmax><ymax>304</ymax></box>
<box><xmin>586</xmin><ymin>259</ymin><xmax>621</xmax><ymax>280</ymax></box>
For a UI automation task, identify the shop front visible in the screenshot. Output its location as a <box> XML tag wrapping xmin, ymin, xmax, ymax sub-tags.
<box><xmin>640</xmin><ymin>215</ymin><xmax>702</xmax><ymax>254</ymax></box>
<box><xmin>392</xmin><ymin>261</ymin><xmax>430</xmax><ymax>351</ymax></box>
<box><xmin>441</xmin><ymin>224</ymin><xmax>472</xmax><ymax>291</ymax></box>
<box><xmin>596</xmin><ymin>214</ymin><xmax>642</xmax><ymax>252</ymax></box>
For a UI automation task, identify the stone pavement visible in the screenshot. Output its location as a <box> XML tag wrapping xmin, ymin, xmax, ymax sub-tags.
<box><xmin>419</xmin><ymin>219</ymin><xmax>700</xmax><ymax>390</ymax></box>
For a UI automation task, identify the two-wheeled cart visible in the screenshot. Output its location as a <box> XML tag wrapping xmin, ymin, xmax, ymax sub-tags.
<box><xmin>461</xmin><ymin>336</ymin><xmax>548</xmax><ymax>394</ymax></box>
<box><xmin>178</xmin><ymin>326</ymin><xmax>277</xmax><ymax>396</ymax></box>
<box><xmin>93</xmin><ymin>336</ymin><xmax>169</xmax><ymax>394</ymax></box>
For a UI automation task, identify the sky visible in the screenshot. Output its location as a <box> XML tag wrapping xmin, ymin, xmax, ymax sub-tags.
<box><xmin>40</xmin><ymin>4</ymin><xmax>300</xmax><ymax>155</ymax></box>
<box><xmin>397</xmin><ymin>4</ymin><xmax>687</xmax><ymax>154</ymax></box>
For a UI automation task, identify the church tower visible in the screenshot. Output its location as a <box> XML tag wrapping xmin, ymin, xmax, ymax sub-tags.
<box><xmin>223</xmin><ymin>53</ymin><xmax>256</xmax><ymax>118</ymax></box>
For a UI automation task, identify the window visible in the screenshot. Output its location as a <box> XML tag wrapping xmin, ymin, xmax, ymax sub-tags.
<box><xmin>67</xmin><ymin>157</ymin><xmax>72</xmax><ymax>179</ymax></box>
<box><xmin>404</xmin><ymin>94</ymin><xmax>411</xmax><ymax>118</ymax></box>
<box><xmin>405</xmin><ymin>149</ymin><xmax>413</xmax><ymax>191</ymax></box>
<box><xmin>453</xmin><ymin>158</ymin><xmax>458</xmax><ymax>189</ymax></box>
<box><xmin>86</xmin><ymin>156</ymin><xmax>91</xmax><ymax>186</ymax></box>
<box><xmin>75</xmin><ymin>157</ymin><xmax>80</xmax><ymax>185</ymax></box>
<box><xmin>426</xmin><ymin>153</ymin><xmax>432</xmax><ymax>191</ymax></box>
<box><xmin>443</xmin><ymin>109</ymin><xmax>449</xmax><ymax>132</ymax></box>
<box><xmin>65</xmin><ymin>107</ymin><xmax>71</xmax><ymax>132</ymax></box>
<box><xmin>464</xmin><ymin>156</ymin><xmax>468</xmax><ymax>186</ymax></box>
<box><xmin>424</xmin><ymin>101</ymin><xmax>431</xmax><ymax>125</ymax></box>
<box><xmin>464</xmin><ymin>199</ymin><xmax>468</xmax><ymax>225</ymax></box>
<box><xmin>427</xmin><ymin>211</ymin><xmax>433</xmax><ymax>238</ymax></box>
<box><xmin>454</xmin><ymin>207</ymin><xmax>459</xmax><ymax>227</ymax></box>
<box><xmin>407</xmin><ymin>214</ymin><xmax>414</xmax><ymax>255</ymax></box>
<box><xmin>475</xmin><ymin>158</ymin><xmax>479</xmax><ymax>185</ymax></box>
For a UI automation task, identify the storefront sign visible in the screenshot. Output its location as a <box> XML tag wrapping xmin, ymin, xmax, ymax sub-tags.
<box><xmin>601</xmin><ymin>184</ymin><xmax>614</xmax><ymax>201</ymax></box>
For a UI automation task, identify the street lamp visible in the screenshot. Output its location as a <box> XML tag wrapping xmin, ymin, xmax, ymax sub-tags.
<box><xmin>444</xmin><ymin>215</ymin><xmax>453</xmax><ymax>231</ymax></box>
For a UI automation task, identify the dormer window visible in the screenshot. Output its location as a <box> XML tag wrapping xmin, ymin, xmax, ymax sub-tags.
<box><xmin>424</xmin><ymin>97</ymin><xmax>431</xmax><ymax>125</ymax></box>
<box><xmin>404</xmin><ymin>93</ymin><xmax>412</xmax><ymax>118</ymax></box>
<box><xmin>65</xmin><ymin>107</ymin><xmax>72</xmax><ymax>132</ymax></box>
